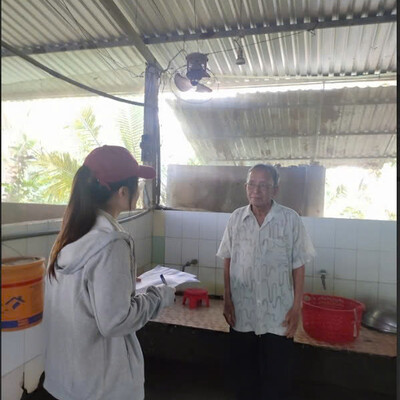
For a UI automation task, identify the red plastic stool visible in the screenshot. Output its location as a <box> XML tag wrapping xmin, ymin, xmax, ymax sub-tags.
<box><xmin>182</xmin><ymin>288</ymin><xmax>209</xmax><ymax>309</ymax></box>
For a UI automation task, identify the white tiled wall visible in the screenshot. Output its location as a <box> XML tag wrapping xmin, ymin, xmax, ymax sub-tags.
<box><xmin>162</xmin><ymin>211</ymin><xmax>396</xmax><ymax>310</ymax></box>
<box><xmin>123</xmin><ymin>211</ymin><xmax>153</xmax><ymax>275</ymax></box>
<box><xmin>1</xmin><ymin>211</ymin><xmax>396</xmax><ymax>399</ymax></box>
<box><xmin>164</xmin><ymin>211</ymin><xmax>230</xmax><ymax>262</ymax></box>
<box><xmin>304</xmin><ymin>217</ymin><xmax>397</xmax><ymax>309</ymax></box>
<box><xmin>161</xmin><ymin>211</ymin><xmax>230</xmax><ymax>293</ymax></box>
<box><xmin>1</xmin><ymin>212</ymin><xmax>153</xmax><ymax>399</ymax></box>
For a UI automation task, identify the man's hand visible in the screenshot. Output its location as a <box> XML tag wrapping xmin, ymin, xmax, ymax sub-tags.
<box><xmin>223</xmin><ymin>297</ymin><xmax>236</xmax><ymax>327</ymax></box>
<box><xmin>282</xmin><ymin>306</ymin><xmax>300</xmax><ymax>338</ymax></box>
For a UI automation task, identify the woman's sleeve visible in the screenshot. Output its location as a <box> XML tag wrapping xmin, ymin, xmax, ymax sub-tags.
<box><xmin>87</xmin><ymin>238</ymin><xmax>164</xmax><ymax>337</ymax></box>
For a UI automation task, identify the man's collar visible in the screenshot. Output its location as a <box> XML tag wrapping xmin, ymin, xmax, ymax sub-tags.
<box><xmin>242</xmin><ymin>200</ymin><xmax>278</xmax><ymax>222</ymax></box>
<box><xmin>242</xmin><ymin>204</ymin><xmax>253</xmax><ymax>222</ymax></box>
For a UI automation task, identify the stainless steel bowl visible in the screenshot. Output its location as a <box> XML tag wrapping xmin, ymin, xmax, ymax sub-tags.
<box><xmin>362</xmin><ymin>307</ymin><xmax>397</xmax><ymax>334</ymax></box>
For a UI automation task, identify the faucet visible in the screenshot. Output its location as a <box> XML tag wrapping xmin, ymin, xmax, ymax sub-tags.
<box><xmin>319</xmin><ymin>269</ymin><xmax>327</xmax><ymax>290</ymax></box>
<box><xmin>182</xmin><ymin>259</ymin><xmax>198</xmax><ymax>272</ymax></box>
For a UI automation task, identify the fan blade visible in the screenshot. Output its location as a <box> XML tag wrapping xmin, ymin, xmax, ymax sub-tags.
<box><xmin>196</xmin><ymin>83</ymin><xmax>212</xmax><ymax>93</ymax></box>
<box><xmin>174</xmin><ymin>73</ymin><xmax>193</xmax><ymax>92</ymax></box>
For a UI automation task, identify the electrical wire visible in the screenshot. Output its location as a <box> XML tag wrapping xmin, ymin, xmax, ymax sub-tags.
<box><xmin>1</xmin><ymin>40</ymin><xmax>146</xmax><ymax>107</ymax></box>
<box><xmin>58</xmin><ymin>0</ymin><xmax>119</xmax><ymax>72</ymax></box>
<box><xmin>206</xmin><ymin>25</ymin><xmax>318</xmax><ymax>57</ymax></box>
<box><xmin>45</xmin><ymin>0</ymin><xmax>146</xmax><ymax>80</ymax></box>
<box><xmin>161</xmin><ymin>48</ymin><xmax>187</xmax><ymax>72</ymax></box>
<box><xmin>59</xmin><ymin>0</ymin><xmax>146</xmax><ymax>78</ymax></box>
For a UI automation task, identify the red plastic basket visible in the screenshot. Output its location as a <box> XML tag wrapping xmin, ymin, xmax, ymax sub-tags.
<box><xmin>302</xmin><ymin>293</ymin><xmax>365</xmax><ymax>344</ymax></box>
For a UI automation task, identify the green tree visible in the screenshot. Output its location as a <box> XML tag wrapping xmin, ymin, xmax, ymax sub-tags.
<box><xmin>116</xmin><ymin>106</ymin><xmax>143</xmax><ymax>161</ymax></box>
<box><xmin>65</xmin><ymin>106</ymin><xmax>102</xmax><ymax>156</ymax></box>
<box><xmin>325</xmin><ymin>183</ymin><xmax>347</xmax><ymax>208</ymax></box>
<box><xmin>340</xmin><ymin>207</ymin><xmax>365</xmax><ymax>219</ymax></box>
<box><xmin>33</xmin><ymin>151</ymin><xmax>80</xmax><ymax>204</ymax></box>
<box><xmin>2</xmin><ymin>134</ymin><xmax>42</xmax><ymax>202</ymax></box>
<box><xmin>385</xmin><ymin>210</ymin><xmax>396</xmax><ymax>220</ymax></box>
<box><xmin>115</xmin><ymin>107</ymin><xmax>145</xmax><ymax>208</ymax></box>
<box><xmin>33</xmin><ymin>105</ymin><xmax>145</xmax><ymax>206</ymax></box>
<box><xmin>33</xmin><ymin>107</ymin><xmax>103</xmax><ymax>203</ymax></box>
<box><xmin>3</xmin><ymin>104</ymin><xmax>146</xmax><ymax>205</ymax></box>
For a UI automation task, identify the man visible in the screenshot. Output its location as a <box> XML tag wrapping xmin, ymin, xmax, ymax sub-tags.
<box><xmin>217</xmin><ymin>164</ymin><xmax>315</xmax><ymax>400</ymax></box>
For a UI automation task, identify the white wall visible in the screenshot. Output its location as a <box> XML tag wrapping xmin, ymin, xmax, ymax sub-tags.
<box><xmin>158</xmin><ymin>210</ymin><xmax>230</xmax><ymax>295</ymax></box>
<box><xmin>302</xmin><ymin>218</ymin><xmax>396</xmax><ymax>309</ymax></box>
<box><xmin>1</xmin><ymin>212</ymin><xmax>153</xmax><ymax>399</ymax></box>
<box><xmin>158</xmin><ymin>211</ymin><xmax>397</xmax><ymax>309</ymax></box>
<box><xmin>2</xmin><ymin>210</ymin><xmax>396</xmax><ymax>399</ymax></box>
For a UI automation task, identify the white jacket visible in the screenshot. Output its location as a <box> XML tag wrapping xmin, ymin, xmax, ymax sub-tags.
<box><xmin>43</xmin><ymin>213</ymin><xmax>174</xmax><ymax>400</ymax></box>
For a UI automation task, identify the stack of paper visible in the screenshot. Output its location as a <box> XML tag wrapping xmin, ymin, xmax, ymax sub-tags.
<box><xmin>135</xmin><ymin>265</ymin><xmax>199</xmax><ymax>294</ymax></box>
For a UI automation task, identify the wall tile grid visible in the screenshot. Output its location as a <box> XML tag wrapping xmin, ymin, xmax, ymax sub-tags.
<box><xmin>123</xmin><ymin>212</ymin><xmax>153</xmax><ymax>275</ymax></box>
<box><xmin>1</xmin><ymin>211</ymin><xmax>396</xmax><ymax>398</ymax></box>
<box><xmin>155</xmin><ymin>210</ymin><xmax>230</xmax><ymax>295</ymax></box>
<box><xmin>159</xmin><ymin>211</ymin><xmax>396</xmax><ymax>308</ymax></box>
<box><xmin>303</xmin><ymin>217</ymin><xmax>396</xmax><ymax>309</ymax></box>
<box><xmin>1</xmin><ymin>212</ymin><xmax>153</xmax><ymax>398</ymax></box>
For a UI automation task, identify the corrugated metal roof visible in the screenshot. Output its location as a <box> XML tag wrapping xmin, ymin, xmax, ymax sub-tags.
<box><xmin>1</xmin><ymin>0</ymin><xmax>125</xmax><ymax>46</ymax></box>
<box><xmin>1</xmin><ymin>0</ymin><xmax>397</xmax><ymax>99</ymax></box>
<box><xmin>1</xmin><ymin>0</ymin><xmax>396</xmax><ymax>167</ymax></box>
<box><xmin>130</xmin><ymin>0</ymin><xmax>397</xmax><ymax>78</ymax></box>
<box><xmin>1</xmin><ymin>45</ymin><xmax>147</xmax><ymax>100</ymax></box>
<box><xmin>149</xmin><ymin>22</ymin><xmax>397</xmax><ymax>78</ymax></box>
<box><xmin>167</xmin><ymin>85</ymin><xmax>396</xmax><ymax>168</ymax></box>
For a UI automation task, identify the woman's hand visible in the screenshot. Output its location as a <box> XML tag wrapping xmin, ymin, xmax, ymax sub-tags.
<box><xmin>156</xmin><ymin>285</ymin><xmax>176</xmax><ymax>308</ymax></box>
<box><xmin>223</xmin><ymin>297</ymin><xmax>236</xmax><ymax>327</ymax></box>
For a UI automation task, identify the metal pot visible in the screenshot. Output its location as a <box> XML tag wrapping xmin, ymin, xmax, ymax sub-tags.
<box><xmin>362</xmin><ymin>307</ymin><xmax>397</xmax><ymax>334</ymax></box>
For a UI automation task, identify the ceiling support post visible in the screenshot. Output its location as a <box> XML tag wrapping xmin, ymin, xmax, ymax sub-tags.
<box><xmin>142</xmin><ymin>63</ymin><xmax>161</xmax><ymax>208</ymax></box>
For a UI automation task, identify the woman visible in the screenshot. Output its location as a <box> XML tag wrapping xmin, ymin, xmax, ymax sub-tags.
<box><xmin>43</xmin><ymin>145</ymin><xmax>175</xmax><ymax>400</ymax></box>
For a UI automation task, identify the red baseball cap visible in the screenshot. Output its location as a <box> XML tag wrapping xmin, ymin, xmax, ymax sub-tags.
<box><xmin>83</xmin><ymin>145</ymin><xmax>156</xmax><ymax>189</ymax></box>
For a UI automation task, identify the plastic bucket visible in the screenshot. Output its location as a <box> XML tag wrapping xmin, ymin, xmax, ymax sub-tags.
<box><xmin>302</xmin><ymin>293</ymin><xmax>365</xmax><ymax>344</ymax></box>
<box><xmin>1</xmin><ymin>256</ymin><xmax>46</xmax><ymax>331</ymax></box>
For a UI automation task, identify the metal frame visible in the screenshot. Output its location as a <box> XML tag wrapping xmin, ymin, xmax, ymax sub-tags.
<box><xmin>1</xmin><ymin>15</ymin><xmax>395</xmax><ymax>57</ymax></box>
<box><xmin>142</xmin><ymin>15</ymin><xmax>397</xmax><ymax>44</ymax></box>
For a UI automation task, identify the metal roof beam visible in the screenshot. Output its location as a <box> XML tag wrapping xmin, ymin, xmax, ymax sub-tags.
<box><xmin>98</xmin><ymin>0</ymin><xmax>162</xmax><ymax>71</ymax></box>
<box><xmin>192</xmin><ymin>132</ymin><xmax>396</xmax><ymax>139</ymax></box>
<box><xmin>212</xmin><ymin>155</ymin><xmax>396</xmax><ymax>162</ymax></box>
<box><xmin>1</xmin><ymin>36</ymin><xmax>135</xmax><ymax>57</ymax></box>
<box><xmin>1</xmin><ymin>15</ymin><xmax>396</xmax><ymax>58</ymax></box>
<box><xmin>143</xmin><ymin>15</ymin><xmax>397</xmax><ymax>45</ymax></box>
<box><xmin>176</xmin><ymin>99</ymin><xmax>397</xmax><ymax>110</ymax></box>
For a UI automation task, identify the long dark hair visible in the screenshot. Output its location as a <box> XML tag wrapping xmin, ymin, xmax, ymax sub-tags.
<box><xmin>48</xmin><ymin>165</ymin><xmax>138</xmax><ymax>281</ymax></box>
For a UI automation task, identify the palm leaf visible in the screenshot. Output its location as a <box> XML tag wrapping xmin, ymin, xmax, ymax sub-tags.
<box><xmin>116</xmin><ymin>107</ymin><xmax>143</xmax><ymax>161</ymax></box>
<box><xmin>33</xmin><ymin>151</ymin><xmax>80</xmax><ymax>203</ymax></box>
<box><xmin>65</xmin><ymin>106</ymin><xmax>102</xmax><ymax>156</ymax></box>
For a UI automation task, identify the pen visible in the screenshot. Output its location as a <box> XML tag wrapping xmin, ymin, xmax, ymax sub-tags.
<box><xmin>160</xmin><ymin>274</ymin><xmax>167</xmax><ymax>285</ymax></box>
